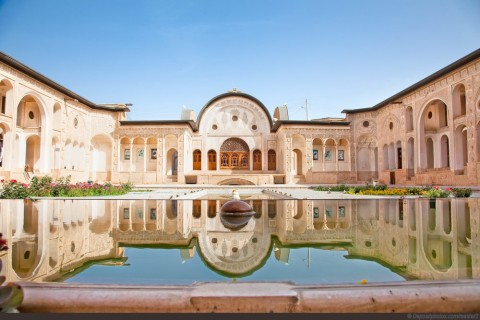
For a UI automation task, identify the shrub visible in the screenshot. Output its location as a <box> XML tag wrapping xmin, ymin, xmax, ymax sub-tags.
<box><xmin>0</xmin><ymin>179</ymin><xmax>29</xmax><ymax>199</ymax></box>
<box><xmin>450</xmin><ymin>188</ymin><xmax>472</xmax><ymax>198</ymax></box>
<box><xmin>314</xmin><ymin>185</ymin><xmax>351</xmax><ymax>192</ymax></box>
<box><xmin>0</xmin><ymin>176</ymin><xmax>133</xmax><ymax>199</ymax></box>
<box><xmin>359</xmin><ymin>188</ymin><xmax>410</xmax><ymax>196</ymax></box>
<box><xmin>421</xmin><ymin>186</ymin><xmax>450</xmax><ymax>198</ymax></box>
<box><xmin>406</xmin><ymin>187</ymin><xmax>423</xmax><ymax>195</ymax></box>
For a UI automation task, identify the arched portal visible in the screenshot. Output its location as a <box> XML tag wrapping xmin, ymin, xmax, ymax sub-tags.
<box><xmin>419</xmin><ymin>99</ymin><xmax>448</xmax><ymax>170</ymax></box>
<box><xmin>220</xmin><ymin>138</ymin><xmax>249</xmax><ymax>169</ymax></box>
<box><xmin>440</xmin><ymin>135</ymin><xmax>450</xmax><ymax>168</ymax></box>
<box><xmin>166</xmin><ymin>148</ymin><xmax>178</xmax><ymax>176</ymax></box>
<box><xmin>405</xmin><ymin>106</ymin><xmax>414</xmax><ymax>132</ymax></box>
<box><xmin>25</xmin><ymin>135</ymin><xmax>40</xmax><ymax>172</ymax></box>
<box><xmin>452</xmin><ymin>84</ymin><xmax>466</xmax><ymax>118</ymax></box>
<box><xmin>407</xmin><ymin>137</ymin><xmax>414</xmax><ymax>177</ymax></box>
<box><xmin>454</xmin><ymin>125</ymin><xmax>468</xmax><ymax>174</ymax></box>
<box><xmin>0</xmin><ymin>79</ymin><xmax>13</xmax><ymax>115</ymax></box>
<box><xmin>292</xmin><ymin>149</ymin><xmax>302</xmax><ymax>175</ymax></box>
<box><xmin>426</xmin><ymin>138</ymin><xmax>434</xmax><ymax>169</ymax></box>
<box><xmin>90</xmin><ymin>134</ymin><xmax>112</xmax><ymax>181</ymax></box>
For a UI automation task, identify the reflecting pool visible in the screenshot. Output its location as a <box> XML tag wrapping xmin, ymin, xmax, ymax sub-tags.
<box><xmin>0</xmin><ymin>198</ymin><xmax>478</xmax><ymax>285</ymax></box>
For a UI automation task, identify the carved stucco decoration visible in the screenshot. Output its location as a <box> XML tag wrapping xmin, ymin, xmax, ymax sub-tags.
<box><xmin>357</xmin><ymin>134</ymin><xmax>377</xmax><ymax>149</ymax></box>
<box><xmin>355</xmin><ymin>118</ymin><xmax>377</xmax><ymax>137</ymax></box>
<box><xmin>381</xmin><ymin>113</ymin><xmax>401</xmax><ymax>143</ymax></box>
<box><xmin>220</xmin><ymin>138</ymin><xmax>250</xmax><ymax>152</ymax></box>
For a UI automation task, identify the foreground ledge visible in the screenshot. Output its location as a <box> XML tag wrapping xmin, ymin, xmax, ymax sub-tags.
<box><xmin>18</xmin><ymin>280</ymin><xmax>480</xmax><ymax>313</ymax></box>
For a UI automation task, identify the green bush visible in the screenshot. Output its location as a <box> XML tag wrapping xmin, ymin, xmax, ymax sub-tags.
<box><xmin>421</xmin><ymin>186</ymin><xmax>450</xmax><ymax>198</ymax></box>
<box><xmin>450</xmin><ymin>188</ymin><xmax>472</xmax><ymax>198</ymax></box>
<box><xmin>314</xmin><ymin>185</ymin><xmax>351</xmax><ymax>192</ymax></box>
<box><xmin>0</xmin><ymin>179</ymin><xmax>29</xmax><ymax>199</ymax></box>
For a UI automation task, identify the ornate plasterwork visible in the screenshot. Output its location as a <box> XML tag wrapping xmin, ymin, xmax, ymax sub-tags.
<box><xmin>199</xmin><ymin>97</ymin><xmax>271</xmax><ymax>134</ymax></box>
<box><xmin>281</xmin><ymin>128</ymin><xmax>351</xmax><ymax>143</ymax></box>
<box><xmin>356</xmin><ymin>134</ymin><xmax>377</xmax><ymax>149</ymax></box>
<box><xmin>355</xmin><ymin>119</ymin><xmax>377</xmax><ymax>137</ymax></box>
<box><xmin>117</xmin><ymin>127</ymin><xmax>190</xmax><ymax>137</ymax></box>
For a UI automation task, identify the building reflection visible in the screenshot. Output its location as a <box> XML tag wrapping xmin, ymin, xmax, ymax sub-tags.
<box><xmin>0</xmin><ymin>198</ymin><xmax>478</xmax><ymax>282</ymax></box>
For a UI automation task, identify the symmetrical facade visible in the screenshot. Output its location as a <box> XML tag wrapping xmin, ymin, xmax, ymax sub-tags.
<box><xmin>1</xmin><ymin>49</ymin><xmax>480</xmax><ymax>186</ymax></box>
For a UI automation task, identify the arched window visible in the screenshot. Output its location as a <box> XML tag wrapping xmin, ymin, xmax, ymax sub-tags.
<box><xmin>208</xmin><ymin>150</ymin><xmax>217</xmax><ymax>170</ymax></box>
<box><xmin>220</xmin><ymin>138</ymin><xmax>249</xmax><ymax>169</ymax></box>
<box><xmin>241</xmin><ymin>153</ymin><xmax>249</xmax><ymax>167</ymax></box>
<box><xmin>426</xmin><ymin>138</ymin><xmax>434</xmax><ymax>169</ymax></box>
<box><xmin>268</xmin><ymin>149</ymin><xmax>276</xmax><ymax>170</ymax></box>
<box><xmin>221</xmin><ymin>153</ymin><xmax>228</xmax><ymax>166</ymax></box>
<box><xmin>193</xmin><ymin>149</ymin><xmax>201</xmax><ymax>170</ymax></box>
<box><xmin>452</xmin><ymin>84</ymin><xmax>466</xmax><ymax>118</ymax></box>
<box><xmin>253</xmin><ymin>150</ymin><xmax>261</xmax><ymax>170</ymax></box>
<box><xmin>231</xmin><ymin>153</ymin><xmax>238</xmax><ymax>166</ymax></box>
<box><xmin>405</xmin><ymin>106</ymin><xmax>414</xmax><ymax>132</ymax></box>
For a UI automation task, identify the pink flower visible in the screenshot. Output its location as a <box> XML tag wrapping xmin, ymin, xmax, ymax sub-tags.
<box><xmin>10</xmin><ymin>179</ymin><xmax>17</xmax><ymax>183</ymax></box>
<box><xmin>22</xmin><ymin>184</ymin><xmax>28</xmax><ymax>188</ymax></box>
<box><xmin>446</xmin><ymin>188</ymin><xmax>452</xmax><ymax>191</ymax></box>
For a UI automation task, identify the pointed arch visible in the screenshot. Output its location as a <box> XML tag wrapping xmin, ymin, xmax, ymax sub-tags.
<box><xmin>193</xmin><ymin>149</ymin><xmax>201</xmax><ymax>170</ymax></box>
<box><xmin>454</xmin><ymin>125</ymin><xmax>467</xmax><ymax>174</ymax></box>
<box><xmin>452</xmin><ymin>83</ymin><xmax>466</xmax><ymax>118</ymax></box>
<box><xmin>440</xmin><ymin>135</ymin><xmax>450</xmax><ymax>168</ymax></box>
<box><xmin>252</xmin><ymin>149</ymin><xmax>262</xmax><ymax>170</ymax></box>
<box><xmin>267</xmin><ymin>149</ymin><xmax>276</xmax><ymax>171</ymax></box>
<box><xmin>0</xmin><ymin>78</ymin><xmax>13</xmax><ymax>116</ymax></box>
<box><xmin>208</xmin><ymin>149</ymin><xmax>217</xmax><ymax>170</ymax></box>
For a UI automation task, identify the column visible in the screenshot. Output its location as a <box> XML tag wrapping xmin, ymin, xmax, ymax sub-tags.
<box><xmin>143</xmin><ymin>141</ymin><xmax>147</xmax><ymax>173</ymax></box>
<box><xmin>335</xmin><ymin>145</ymin><xmax>339</xmax><ymax>172</ymax></box>
<box><xmin>322</xmin><ymin>145</ymin><xmax>326</xmax><ymax>171</ymax></box>
<box><xmin>129</xmin><ymin>141</ymin><xmax>133</xmax><ymax>173</ymax></box>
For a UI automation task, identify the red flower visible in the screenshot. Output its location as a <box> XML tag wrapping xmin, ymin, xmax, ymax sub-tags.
<box><xmin>0</xmin><ymin>179</ymin><xmax>4</xmax><ymax>183</ymax></box>
<box><xmin>0</xmin><ymin>233</ymin><xmax>7</xmax><ymax>251</ymax></box>
<box><xmin>22</xmin><ymin>183</ymin><xmax>28</xmax><ymax>188</ymax></box>
<box><xmin>10</xmin><ymin>179</ymin><xmax>17</xmax><ymax>183</ymax></box>
<box><xmin>446</xmin><ymin>188</ymin><xmax>452</xmax><ymax>191</ymax></box>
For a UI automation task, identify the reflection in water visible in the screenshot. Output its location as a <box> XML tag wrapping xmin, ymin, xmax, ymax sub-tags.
<box><xmin>0</xmin><ymin>198</ymin><xmax>478</xmax><ymax>284</ymax></box>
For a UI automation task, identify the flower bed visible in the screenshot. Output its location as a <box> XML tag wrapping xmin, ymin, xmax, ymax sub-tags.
<box><xmin>0</xmin><ymin>176</ymin><xmax>132</xmax><ymax>199</ymax></box>
<box><xmin>314</xmin><ymin>185</ymin><xmax>472</xmax><ymax>198</ymax></box>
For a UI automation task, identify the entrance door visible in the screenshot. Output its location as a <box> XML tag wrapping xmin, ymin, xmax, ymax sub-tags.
<box><xmin>397</xmin><ymin>148</ymin><xmax>402</xmax><ymax>169</ymax></box>
<box><xmin>208</xmin><ymin>150</ymin><xmax>216</xmax><ymax>170</ymax></box>
<box><xmin>390</xmin><ymin>171</ymin><xmax>395</xmax><ymax>185</ymax></box>
<box><xmin>253</xmin><ymin>150</ymin><xmax>261</xmax><ymax>170</ymax></box>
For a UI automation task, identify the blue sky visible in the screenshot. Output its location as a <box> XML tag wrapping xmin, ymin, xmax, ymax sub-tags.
<box><xmin>0</xmin><ymin>0</ymin><xmax>479</xmax><ymax>120</ymax></box>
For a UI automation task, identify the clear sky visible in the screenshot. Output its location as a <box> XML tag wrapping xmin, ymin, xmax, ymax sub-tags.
<box><xmin>1</xmin><ymin>0</ymin><xmax>479</xmax><ymax>120</ymax></box>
